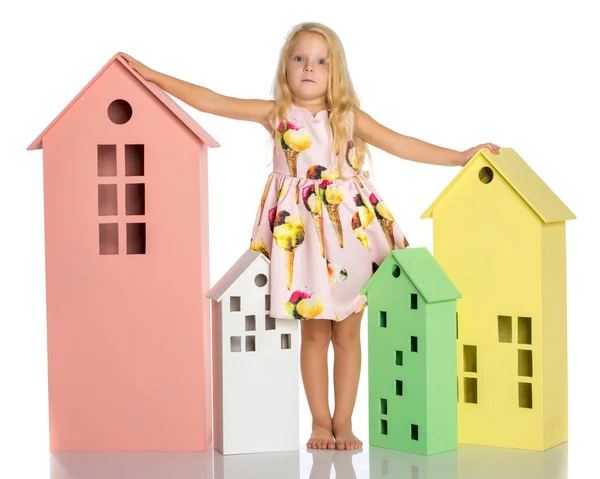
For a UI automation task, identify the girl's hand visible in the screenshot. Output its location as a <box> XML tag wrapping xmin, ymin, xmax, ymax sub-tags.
<box><xmin>459</xmin><ymin>143</ymin><xmax>501</xmax><ymax>167</ymax></box>
<box><xmin>118</xmin><ymin>52</ymin><xmax>157</xmax><ymax>82</ymax></box>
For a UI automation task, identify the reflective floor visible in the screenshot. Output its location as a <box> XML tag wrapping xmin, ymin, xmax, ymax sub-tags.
<box><xmin>50</xmin><ymin>441</ymin><xmax>568</xmax><ymax>479</ymax></box>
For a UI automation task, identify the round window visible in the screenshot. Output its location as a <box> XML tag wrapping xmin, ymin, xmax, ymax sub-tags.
<box><xmin>254</xmin><ymin>273</ymin><xmax>268</xmax><ymax>287</ymax></box>
<box><xmin>479</xmin><ymin>166</ymin><xmax>494</xmax><ymax>184</ymax></box>
<box><xmin>108</xmin><ymin>99</ymin><xmax>132</xmax><ymax>124</ymax></box>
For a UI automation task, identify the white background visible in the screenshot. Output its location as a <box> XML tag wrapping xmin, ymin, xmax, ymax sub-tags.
<box><xmin>1</xmin><ymin>0</ymin><xmax>597</xmax><ymax>477</ymax></box>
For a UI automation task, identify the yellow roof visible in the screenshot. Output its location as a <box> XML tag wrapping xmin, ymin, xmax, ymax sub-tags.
<box><xmin>421</xmin><ymin>148</ymin><xmax>576</xmax><ymax>223</ymax></box>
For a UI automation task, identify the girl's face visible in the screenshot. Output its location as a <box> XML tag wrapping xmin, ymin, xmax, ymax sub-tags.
<box><xmin>286</xmin><ymin>32</ymin><xmax>329</xmax><ymax>104</ymax></box>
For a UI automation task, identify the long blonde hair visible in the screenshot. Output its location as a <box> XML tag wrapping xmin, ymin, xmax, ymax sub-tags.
<box><xmin>267</xmin><ymin>22</ymin><xmax>371</xmax><ymax>178</ymax></box>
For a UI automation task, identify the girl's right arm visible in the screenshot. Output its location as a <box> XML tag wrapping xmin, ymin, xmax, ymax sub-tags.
<box><xmin>118</xmin><ymin>52</ymin><xmax>274</xmax><ymax>131</ymax></box>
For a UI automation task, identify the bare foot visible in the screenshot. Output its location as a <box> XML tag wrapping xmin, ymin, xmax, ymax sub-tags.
<box><xmin>307</xmin><ymin>422</ymin><xmax>336</xmax><ymax>450</ymax></box>
<box><xmin>332</xmin><ymin>419</ymin><xmax>363</xmax><ymax>450</ymax></box>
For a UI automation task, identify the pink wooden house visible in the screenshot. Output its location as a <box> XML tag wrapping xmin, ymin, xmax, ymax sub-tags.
<box><xmin>27</xmin><ymin>53</ymin><xmax>220</xmax><ymax>452</ymax></box>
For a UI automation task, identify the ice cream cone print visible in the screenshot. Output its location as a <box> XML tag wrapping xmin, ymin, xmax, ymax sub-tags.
<box><xmin>306</xmin><ymin>165</ymin><xmax>340</xmax><ymax>181</ymax></box>
<box><xmin>351</xmin><ymin>211</ymin><xmax>369</xmax><ymax>248</ymax></box>
<box><xmin>284</xmin><ymin>287</ymin><xmax>324</xmax><ymax>320</ymax></box>
<box><xmin>284</xmin><ymin>149</ymin><xmax>301</xmax><ymax>177</ymax></box>
<box><xmin>302</xmin><ymin>184</ymin><xmax>325</xmax><ymax>258</ymax></box>
<box><xmin>259</xmin><ymin>174</ymin><xmax>273</xmax><ymax>221</ymax></box>
<box><xmin>268</xmin><ymin>207</ymin><xmax>277</xmax><ymax>232</ymax></box>
<box><xmin>351</xmin><ymin>194</ymin><xmax>375</xmax><ymax>247</ymax></box>
<box><xmin>250</xmin><ymin>236</ymin><xmax>269</xmax><ymax>259</ymax></box>
<box><xmin>277</xmin><ymin>119</ymin><xmax>311</xmax><ymax>177</ymax></box>
<box><xmin>353</xmin><ymin>176</ymin><xmax>363</xmax><ymax>188</ymax></box>
<box><xmin>312</xmin><ymin>213</ymin><xmax>325</xmax><ymax>256</ymax></box>
<box><xmin>306</xmin><ymin>164</ymin><xmax>327</xmax><ymax>179</ymax></box>
<box><xmin>326</xmin><ymin>203</ymin><xmax>343</xmax><ymax>248</ymax></box>
<box><xmin>320</xmin><ymin>180</ymin><xmax>344</xmax><ymax>248</ymax></box>
<box><xmin>379</xmin><ymin>218</ymin><xmax>395</xmax><ymax>250</ymax></box>
<box><xmin>285</xmin><ymin>250</ymin><xmax>294</xmax><ymax>290</ymax></box>
<box><xmin>327</xmin><ymin>259</ymin><xmax>348</xmax><ymax>293</ymax></box>
<box><xmin>369</xmin><ymin>193</ymin><xmax>396</xmax><ymax>250</ymax></box>
<box><xmin>273</xmin><ymin>210</ymin><xmax>305</xmax><ymax>290</ymax></box>
<box><xmin>346</xmin><ymin>140</ymin><xmax>357</xmax><ymax>169</ymax></box>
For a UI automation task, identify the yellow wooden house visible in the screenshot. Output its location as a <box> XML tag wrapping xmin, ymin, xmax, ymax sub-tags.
<box><xmin>421</xmin><ymin>147</ymin><xmax>575</xmax><ymax>451</ymax></box>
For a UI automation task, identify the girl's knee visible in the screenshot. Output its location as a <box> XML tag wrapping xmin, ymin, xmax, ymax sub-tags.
<box><xmin>332</xmin><ymin>328</ymin><xmax>360</xmax><ymax>349</ymax></box>
<box><xmin>301</xmin><ymin>320</ymin><xmax>332</xmax><ymax>348</ymax></box>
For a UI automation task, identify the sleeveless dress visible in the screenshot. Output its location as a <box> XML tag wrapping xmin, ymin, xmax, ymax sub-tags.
<box><xmin>249</xmin><ymin>103</ymin><xmax>409</xmax><ymax>321</ymax></box>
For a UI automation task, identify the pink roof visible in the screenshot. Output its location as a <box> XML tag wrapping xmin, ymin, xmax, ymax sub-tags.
<box><xmin>27</xmin><ymin>53</ymin><xmax>220</xmax><ymax>151</ymax></box>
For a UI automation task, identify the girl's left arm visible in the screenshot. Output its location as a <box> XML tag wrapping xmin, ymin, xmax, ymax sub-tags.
<box><xmin>353</xmin><ymin>108</ymin><xmax>500</xmax><ymax>167</ymax></box>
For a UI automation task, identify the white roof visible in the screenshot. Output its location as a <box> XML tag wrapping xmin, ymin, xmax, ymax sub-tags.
<box><xmin>206</xmin><ymin>249</ymin><xmax>270</xmax><ymax>302</ymax></box>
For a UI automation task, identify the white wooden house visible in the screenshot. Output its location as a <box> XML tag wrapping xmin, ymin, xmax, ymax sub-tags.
<box><xmin>207</xmin><ymin>249</ymin><xmax>299</xmax><ymax>455</ymax></box>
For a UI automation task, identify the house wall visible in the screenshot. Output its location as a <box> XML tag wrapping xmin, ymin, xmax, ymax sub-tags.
<box><xmin>218</xmin><ymin>261</ymin><xmax>299</xmax><ymax>455</ymax></box>
<box><xmin>43</xmin><ymin>61</ymin><xmax>211</xmax><ymax>451</ymax></box>
<box><xmin>367</xmin><ymin>258</ymin><xmax>428</xmax><ymax>454</ymax></box>
<box><xmin>425</xmin><ymin>301</ymin><xmax>458</xmax><ymax>454</ymax></box>
<box><xmin>540</xmin><ymin>222</ymin><xmax>568</xmax><ymax>448</ymax></box>
<box><xmin>431</xmin><ymin>156</ymin><xmax>545</xmax><ymax>449</ymax></box>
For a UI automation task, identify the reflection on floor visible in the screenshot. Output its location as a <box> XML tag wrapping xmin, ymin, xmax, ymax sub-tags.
<box><xmin>50</xmin><ymin>441</ymin><xmax>567</xmax><ymax>479</ymax></box>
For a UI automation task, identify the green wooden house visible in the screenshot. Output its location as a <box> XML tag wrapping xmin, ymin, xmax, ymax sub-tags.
<box><xmin>361</xmin><ymin>247</ymin><xmax>461</xmax><ymax>455</ymax></box>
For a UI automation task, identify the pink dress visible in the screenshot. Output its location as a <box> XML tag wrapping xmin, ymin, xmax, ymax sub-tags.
<box><xmin>249</xmin><ymin>103</ymin><xmax>409</xmax><ymax>321</ymax></box>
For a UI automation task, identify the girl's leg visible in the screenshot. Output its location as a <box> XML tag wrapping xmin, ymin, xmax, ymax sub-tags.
<box><xmin>331</xmin><ymin>310</ymin><xmax>364</xmax><ymax>450</ymax></box>
<box><xmin>300</xmin><ymin>318</ymin><xmax>336</xmax><ymax>450</ymax></box>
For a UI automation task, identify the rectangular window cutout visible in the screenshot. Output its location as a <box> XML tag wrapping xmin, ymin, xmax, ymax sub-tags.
<box><xmin>125</xmin><ymin>144</ymin><xmax>144</xmax><ymax>176</ymax></box>
<box><xmin>464</xmin><ymin>377</ymin><xmax>478</xmax><ymax>404</ymax></box>
<box><xmin>380</xmin><ymin>311</ymin><xmax>387</xmax><ymax>328</ymax></box>
<box><xmin>126</xmin><ymin>222</ymin><xmax>146</xmax><ymax>254</ymax></box>
<box><xmin>381</xmin><ymin>419</ymin><xmax>388</xmax><ymax>436</ymax></box>
<box><xmin>265</xmin><ymin>294</ymin><xmax>271</xmax><ymax>311</ymax></box>
<box><xmin>126</xmin><ymin>183</ymin><xmax>145</xmax><ymax>215</ymax></box>
<box><xmin>463</xmin><ymin>345</ymin><xmax>477</xmax><ymax>372</ymax></box>
<box><xmin>518</xmin><ymin>317</ymin><xmax>532</xmax><ymax>344</ymax></box>
<box><xmin>395</xmin><ymin>350</ymin><xmax>403</xmax><ymax>366</ymax></box>
<box><xmin>380</xmin><ymin>398</ymin><xmax>388</xmax><ymax>415</ymax></box>
<box><xmin>98</xmin><ymin>184</ymin><xmax>118</xmax><ymax>215</ymax></box>
<box><xmin>498</xmin><ymin>315</ymin><xmax>512</xmax><ymax>343</ymax></box>
<box><xmin>265</xmin><ymin>315</ymin><xmax>276</xmax><ymax>330</ymax></box>
<box><xmin>245</xmin><ymin>335</ymin><xmax>256</xmax><ymax>352</ymax></box>
<box><xmin>519</xmin><ymin>382</ymin><xmax>533</xmax><ymax>408</ymax></box>
<box><xmin>395</xmin><ymin>380</ymin><xmax>403</xmax><ymax>396</ymax></box>
<box><xmin>99</xmin><ymin>223</ymin><xmax>118</xmax><ymax>255</ymax></box>
<box><xmin>411</xmin><ymin>336</ymin><xmax>418</xmax><ymax>352</ymax></box>
<box><xmin>230</xmin><ymin>296</ymin><xmax>241</xmax><ymax>312</ymax></box>
<box><xmin>411</xmin><ymin>424</ymin><xmax>419</xmax><ymax>441</ymax></box>
<box><xmin>230</xmin><ymin>336</ymin><xmax>241</xmax><ymax>353</ymax></box>
<box><xmin>281</xmin><ymin>333</ymin><xmax>291</xmax><ymax>350</ymax></box>
<box><xmin>518</xmin><ymin>349</ymin><xmax>533</xmax><ymax>377</ymax></box>
<box><xmin>411</xmin><ymin>293</ymin><xmax>418</xmax><ymax>310</ymax></box>
<box><xmin>245</xmin><ymin>315</ymin><xmax>256</xmax><ymax>331</ymax></box>
<box><xmin>97</xmin><ymin>145</ymin><xmax>117</xmax><ymax>176</ymax></box>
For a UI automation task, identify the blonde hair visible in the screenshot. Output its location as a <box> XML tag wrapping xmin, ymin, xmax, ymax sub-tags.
<box><xmin>267</xmin><ymin>22</ymin><xmax>372</xmax><ymax>178</ymax></box>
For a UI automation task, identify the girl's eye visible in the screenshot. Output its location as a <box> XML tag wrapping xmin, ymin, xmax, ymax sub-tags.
<box><xmin>318</xmin><ymin>59</ymin><xmax>326</xmax><ymax>65</ymax></box>
<box><xmin>295</xmin><ymin>56</ymin><xmax>303</xmax><ymax>61</ymax></box>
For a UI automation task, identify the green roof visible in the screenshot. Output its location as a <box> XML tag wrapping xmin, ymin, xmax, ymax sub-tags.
<box><xmin>361</xmin><ymin>247</ymin><xmax>462</xmax><ymax>303</ymax></box>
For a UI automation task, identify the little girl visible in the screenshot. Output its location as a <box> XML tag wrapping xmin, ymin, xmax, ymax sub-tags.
<box><xmin>119</xmin><ymin>22</ymin><xmax>499</xmax><ymax>452</ymax></box>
